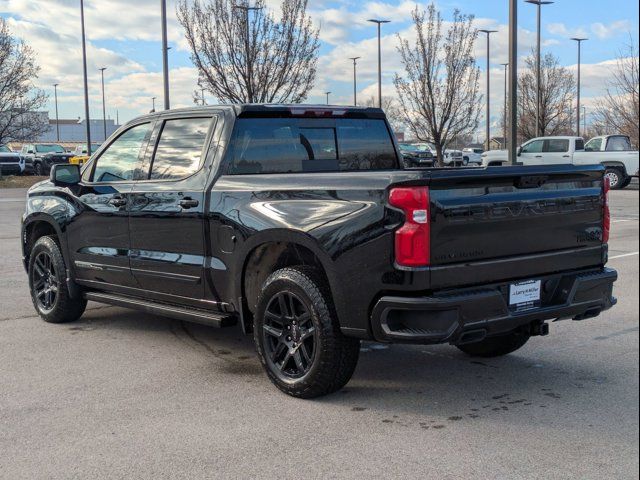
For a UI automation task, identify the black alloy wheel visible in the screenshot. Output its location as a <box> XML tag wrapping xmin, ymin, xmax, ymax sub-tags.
<box><xmin>262</xmin><ymin>291</ymin><xmax>317</xmax><ymax>380</ymax></box>
<box><xmin>34</xmin><ymin>162</ymin><xmax>43</xmax><ymax>176</ymax></box>
<box><xmin>31</xmin><ymin>251</ymin><xmax>59</xmax><ymax>313</ymax></box>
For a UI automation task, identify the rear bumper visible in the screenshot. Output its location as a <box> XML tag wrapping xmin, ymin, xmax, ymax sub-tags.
<box><xmin>371</xmin><ymin>267</ymin><xmax>617</xmax><ymax>344</ymax></box>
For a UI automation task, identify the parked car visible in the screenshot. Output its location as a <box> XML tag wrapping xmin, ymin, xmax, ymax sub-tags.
<box><xmin>0</xmin><ymin>144</ymin><xmax>31</xmax><ymax>176</ymax></box>
<box><xmin>69</xmin><ymin>143</ymin><xmax>101</xmax><ymax>166</ymax></box>
<box><xmin>481</xmin><ymin>135</ymin><xmax>639</xmax><ymax>189</ymax></box>
<box><xmin>21</xmin><ymin>143</ymin><xmax>75</xmax><ymax>176</ymax></box>
<box><xmin>443</xmin><ymin>149</ymin><xmax>466</xmax><ymax>166</ymax></box>
<box><xmin>21</xmin><ymin>105</ymin><xmax>617</xmax><ymax>398</ymax></box>
<box><xmin>462</xmin><ymin>147</ymin><xmax>484</xmax><ymax>165</ymax></box>
<box><xmin>399</xmin><ymin>142</ymin><xmax>434</xmax><ymax>167</ymax></box>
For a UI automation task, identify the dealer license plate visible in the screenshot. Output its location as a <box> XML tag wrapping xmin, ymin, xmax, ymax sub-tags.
<box><xmin>509</xmin><ymin>280</ymin><xmax>541</xmax><ymax>311</ymax></box>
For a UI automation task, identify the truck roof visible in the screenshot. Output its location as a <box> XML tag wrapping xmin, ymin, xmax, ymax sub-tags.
<box><xmin>126</xmin><ymin>104</ymin><xmax>387</xmax><ymax>126</ymax></box>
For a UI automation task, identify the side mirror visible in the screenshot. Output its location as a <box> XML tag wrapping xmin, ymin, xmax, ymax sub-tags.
<box><xmin>50</xmin><ymin>164</ymin><xmax>80</xmax><ymax>187</ymax></box>
<box><xmin>517</xmin><ymin>146</ymin><xmax>523</xmax><ymax>156</ymax></box>
<box><xmin>584</xmin><ymin>147</ymin><xmax>593</xmax><ymax>152</ymax></box>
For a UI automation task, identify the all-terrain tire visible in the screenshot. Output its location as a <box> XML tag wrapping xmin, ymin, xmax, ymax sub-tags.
<box><xmin>456</xmin><ymin>330</ymin><xmax>530</xmax><ymax>357</ymax></box>
<box><xmin>28</xmin><ymin>236</ymin><xmax>86</xmax><ymax>323</ymax></box>
<box><xmin>253</xmin><ymin>266</ymin><xmax>360</xmax><ymax>398</ymax></box>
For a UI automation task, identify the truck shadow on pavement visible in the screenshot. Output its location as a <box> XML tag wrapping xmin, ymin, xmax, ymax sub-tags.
<box><xmin>73</xmin><ymin>305</ymin><xmax>614</xmax><ymax>423</ymax></box>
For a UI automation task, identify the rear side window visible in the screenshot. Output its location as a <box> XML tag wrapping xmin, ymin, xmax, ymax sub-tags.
<box><xmin>606</xmin><ymin>136</ymin><xmax>632</xmax><ymax>151</ymax></box>
<box><xmin>149</xmin><ymin>117</ymin><xmax>212</xmax><ymax>180</ymax></box>
<box><xmin>544</xmin><ymin>139</ymin><xmax>569</xmax><ymax>153</ymax></box>
<box><xmin>226</xmin><ymin>117</ymin><xmax>397</xmax><ymax>174</ymax></box>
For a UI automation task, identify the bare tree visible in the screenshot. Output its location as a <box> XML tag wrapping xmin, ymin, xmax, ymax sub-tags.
<box><xmin>594</xmin><ymin>38</ymin><xmax>639</xmax><ymax>148</ymax></box>
<box><xmin>361</xmin><ymin>95</ymin><xmax>405</xmax><ymax>134</ymax></box>
<box><xmin>394</xmin><ymin>4</ymin><xmax>482</xmax><ymax>166</ymax></box>
<box><xmin>177</xmin><ymin>0</ymin><xmax>320</xmax><ymax>104</ymax></box>
<box><xmin>0</xmin><ymin>19</ymin><xmax>49</xmax><ymax>147</ymax></box>
<box><xmin>517</xmin><ymin>50</ymin><xmax>575</xmax><ymax>142</ymax></box>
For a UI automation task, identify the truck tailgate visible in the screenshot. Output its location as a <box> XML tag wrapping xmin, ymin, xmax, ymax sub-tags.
<box><xmin>426</xmin><ymin>165</ymin><xmax>606</xmax><ymax>288</ymax></box>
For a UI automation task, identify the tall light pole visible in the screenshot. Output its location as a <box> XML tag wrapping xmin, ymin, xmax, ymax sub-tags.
<box><xmin>582</xmin><ymin>105</ymin><xmax>587</xmax><ymax>136</ymax></box>
<box><xmin>368</xmin><ymin>19</ymin><xmax>390</xmax><ymax>108</ymax></box>
<box><xmin>201</xmin><ymin>87</ymin><xmax>206</xmax><ymax>106</ymax></box>
<box><xmin>80</xmin><ymin>0</ymin><xmax>92</xmax><ymax>156</ymax></box>
<box><xmin>500</xmin><ymin>63</ymin><xmax>508</xmax><ymax>147</ymax></box>
<box><xmin>571</xmin><ymin>37</ymin><xmax>588</xmax><ymax>136</ymax></box>
<box><xmin>52</xmin><ymin>83</ymin><xmax>60</xmax><ymax>142</ymax></box>
<box><xmin>479</xmin><ymin>29</ymin><xmax>497</xmax><ymax>151</ymax></box>
<box><xmin>151</xmin><ymin>97</ymin><xmax>156</xmax><ymax>112</ymax></box>
<box><xmin>508</xmin><ymin>0</ymin><xmax>518</xmax><ymax>165</ymax></box>
<box><xmin>325</xmin><ymin>91</ymin><xmax>331</xmax><ymax>105</ymax></box>
<box><xmin>349</xmin><ymin>56</ymin><xmax>361</xmax><ymax>106</ymax></box>
<box><xmin>234</xmin><ymin>4</ymin><xmax>263</xmax><ymax>102</ymax></box>
<box><xmin>99</xmin><ymin>67</ymin><xmax>107</xmax><ymax>141</ymax></box>
<box><xmin>526</xmin><ymin>0</ymin><xmax>553</xmax><ymax>137</ymax></box>
<box><xmin>161</xmin><ymin>0</ymin><xmax>170</xmax><ymax>110</ymax></box>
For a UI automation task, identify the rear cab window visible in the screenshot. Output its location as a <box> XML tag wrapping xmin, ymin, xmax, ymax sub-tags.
<box><xmin>606</xmin><ymin>136</ymin><xmax>632</xmax><ymax>151</ymax></box>
<box><xmin>225</xmin><ymin>117</ymin><xmax>398</xmax><ymax>174</ymax></box>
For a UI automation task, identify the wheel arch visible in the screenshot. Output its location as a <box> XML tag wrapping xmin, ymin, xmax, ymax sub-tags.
<box><xmin>236</xmin><ymin>230</ymin><xmax>337</xmax><ymax>333</ymax></box>
<box><xmin>601</xmin><ymin>161</ymin><xmax>628</xmax><ymax>176</ymax></box>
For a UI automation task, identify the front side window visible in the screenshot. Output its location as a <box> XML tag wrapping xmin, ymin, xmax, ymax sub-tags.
<box><xmin>606</xmin><ymin>136</ymin><xmax>632</xmax><ymax>151</ymax></box>
<box><xmin>585</xmin><ymin>137</ymin><xmax>602</xmax><ymax>151</ymax></box>
<box><xmin>545</xmin><ymin>139</ymin><xmax>569</xmax><ymax>153</ymax></box>
<box><xmin>226</xmin><ymin>117</ymin><xmax>397</xmax><ymax>174</ymax></box>
<box><xmin>149</xmin><ymin>117</ymin><xmax>212</xmax><ymax>180</ymax></box>
<box><xmin>91</xmin><ymin>123</ymin><xmax>151</xmax><ymax>182</ymax></box>
<box><xmin>522</xmin><ymin>140</ymin><xmax>544</xmax><ymax>153</ymax></box>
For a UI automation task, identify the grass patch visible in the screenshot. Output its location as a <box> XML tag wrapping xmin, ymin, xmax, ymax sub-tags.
<box><xmin>0</xmin><ymin>175</ymin><xmax>48</xmax><ymax>189</ymax></box>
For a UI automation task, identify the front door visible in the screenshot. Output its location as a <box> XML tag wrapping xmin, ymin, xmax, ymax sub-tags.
<box><xmin>67</xmin><ymin>121</ymin><xmax>153</xmax><ymax>288</ymax></box>
<box><xmin>519</xmin><ymin>139</ymin><xmax>545</xmax><ymax>165</ymax></box>
<box><xmin>128</xmin><ymin>115</ymin><xmax>216</xmax><ymax>300</ymax></box>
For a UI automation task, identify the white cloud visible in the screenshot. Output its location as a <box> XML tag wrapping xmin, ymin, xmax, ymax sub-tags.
<box><xmin>591</xmin><ymin>20</ymin><xmax>632</xmax><ymax>39</ymax></box>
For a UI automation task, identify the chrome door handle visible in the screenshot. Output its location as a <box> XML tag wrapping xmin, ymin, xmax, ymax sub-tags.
<box><xmin>179</xmin><ymin>197</ymin><xmax>199</xmax><ymax>209</ymax></box>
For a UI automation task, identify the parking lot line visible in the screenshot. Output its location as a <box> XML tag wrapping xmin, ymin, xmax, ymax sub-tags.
<box><xmin>609</xmin><ymin>251</ymin><xmax>639</xmax><ymax>260</ymax></box>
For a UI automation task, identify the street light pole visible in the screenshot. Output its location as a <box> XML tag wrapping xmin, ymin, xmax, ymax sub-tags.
<box><xmin>479</xmin><ymin>30</ymin><xmax>497</xmax><ymax>151</ymax></box>
<box><xmin>99</xmin><ymin>67</ymin><xmax>107</xmax><ymax>141</ymax></box>
<box><xmin>79</xmin><ymin>0</ymin><xmax>92</xmax><ymax>156</ymax></box>
<box><xmin>201</xmin><ymin>87</ymin><xmax>206</xmax><ymax>106</ymax></box>
<box><xmin>234</xmin><ymin>4</ymin><xmax>263</xmax><ymax>103</ymax></box>
<box><xmin>368</xmin><ymin>19</ymin><xmax>390</xmax><ymax>108</ymax></box>
<box><xmin>52</xmin><ymin>83</ymin><xmax>60</xmax><ymax>142</ymax></box>
<box><xmin>500</xmin><ymin>63</ymin><xmax>508</xmax><ymax>147</ymax></box>
<box><xmin>151</xmin><ymin>97</ymin><xmax>156</xmax><ymax>112</ymax></box>
<box><xmin>325</xmin><ymin>91</ymin><xmax>331</xmax><ymax>105</ymax></box>
<box><xmin>526</xmin><ymin>0</ymin><xmax>553</xmax><ymax>137</ymax></box>
<box><xmin>571</xmin><ymin>37</ymin><xmax>588</xmax><ymax>136</ymax></box>
<box><xmin>161</xmin><ymin>0</ymin><xmax>170</xmax><ymax>109</ymax></box>
<box><xmin>349</xmin><ymin>57</ymin><xmax>361</xmax><ymax>106</ymax></box>
<box><xmin>508</xmin><ymin>0</ymin><xmax>518</xmax><ymax>165</ymax></box>
<box><xmin>582</xmin><ymin>105</ymin><xmax>587</xmax><ymax>136</ymax></box>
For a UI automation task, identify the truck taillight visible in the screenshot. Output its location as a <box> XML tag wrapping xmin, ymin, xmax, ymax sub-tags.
<box><xmin>389</xmin><ymin>187</ymin><xmax>430</xmax><ymax>267</ymax></box>
<box><xmin>603</xmin><ymin>176</ymin><xmax>610</xmax><ymax>243</ymax></box>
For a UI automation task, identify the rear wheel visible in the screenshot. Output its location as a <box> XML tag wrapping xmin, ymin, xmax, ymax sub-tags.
<box><xmin>28</xmin><ymin>236</ymin><xmax>86</xmax><ymax>323</ymax></box>
<box><xmin>34</xmin><ymin>162</ymin><xmax>43</xmax><ymax>176</ymax></box>
<box><xmin>254</xmin><ymin>266</ymin><xmax>360</xmax><ymax>398</ymax></box>
<box><xmin>604</xmin><ymin>167</ymin><xmax>625</xmax><ymax>190</ymax></box>
<box><xmin>456</xmin><ymin>330</ymin><xmax>530</xmax><ymax>357</ymax></box>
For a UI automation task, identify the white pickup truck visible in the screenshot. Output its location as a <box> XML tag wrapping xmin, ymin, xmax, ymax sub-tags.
<box><xmin>481</xmin><ymin>135</ymin><xmax>639</xmax><ymax>189</ymax></box>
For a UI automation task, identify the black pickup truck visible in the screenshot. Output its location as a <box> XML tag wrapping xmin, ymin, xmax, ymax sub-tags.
<box><xmin>21</xmin><ymin>105</ymin><xmax>617</xmax><ymax>398</ymax></box>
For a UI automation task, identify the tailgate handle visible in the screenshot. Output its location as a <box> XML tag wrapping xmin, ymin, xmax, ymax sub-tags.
<box><xmin>516</xmin><ymin>175</ymin><xmax>549</xmax><ymax>189</ymax></box>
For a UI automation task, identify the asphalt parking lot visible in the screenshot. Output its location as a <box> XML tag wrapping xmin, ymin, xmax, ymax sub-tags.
<box><xmin>1</xmin><ymin>186</ymin><xmax>638</xmax><ymax>479</ymax></box>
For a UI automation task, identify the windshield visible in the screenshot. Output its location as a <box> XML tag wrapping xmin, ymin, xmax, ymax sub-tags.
<box><xmin>0</xmin><ymin>145</ymin><xmax>11</xmax><ymax>153</ymax></box>
<box><xmin>401</xmin><ymin>144</ymin><xmax>431</xmax><ymax>153</ymax></box>
<box><xmin>36</xmin><ymin>144</ymin><xmax>65</xmax><ymax>153</ymax></box>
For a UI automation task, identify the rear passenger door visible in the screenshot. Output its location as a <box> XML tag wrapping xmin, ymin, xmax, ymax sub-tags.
<box><xmin>542</xmin><ymin>138</ymin><xmax>571</xmax><ymax>164</ymax></box>
<box><xmin>128</xmin><ymin>114</ymin><xmax>217</xmax><ymax>301</ymax></box>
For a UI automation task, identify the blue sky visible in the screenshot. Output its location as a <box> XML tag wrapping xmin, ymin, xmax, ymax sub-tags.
<box><xmin>1</xmin><ymin>0</ymin><xmax>638</xmax><ymax>138</ymax></box>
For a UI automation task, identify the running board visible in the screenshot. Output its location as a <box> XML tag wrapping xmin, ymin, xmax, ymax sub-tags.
<box><xmin>84</xmin><ymin>291</ymin><xmax>237</xmax><ymax>328</ymax></box>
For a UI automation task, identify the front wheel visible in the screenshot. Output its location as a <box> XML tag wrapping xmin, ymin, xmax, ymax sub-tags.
<box><xmin>604</xmin><ymin>168</ymin><xmax>625</xmax><ymax>190</ymax></box>
<box><xmin>34</xmin><ymin>162</ymin><xmax>44</xmax><ymax>176</ymax></box>
<box><xmin>254</xmin><ymin>267</ymin><xmax>360</xmax><ymax>398</ymax></box>
<box><xmin>456</xmin><ymin>330</ymin><xmax>530</xmax><ymax>357</ymax></box>
<box><xmin>28</xmin><ymin>236</ymin><xmax>86</xmax><ymax>323</ymax></box>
